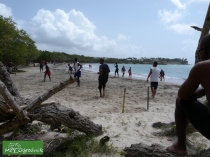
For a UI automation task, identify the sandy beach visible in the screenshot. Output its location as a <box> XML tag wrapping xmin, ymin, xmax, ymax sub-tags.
<box><xmin>10</xmin><ymin>63</ymin><xmax>210</xmax><ymax>155</ymax></box>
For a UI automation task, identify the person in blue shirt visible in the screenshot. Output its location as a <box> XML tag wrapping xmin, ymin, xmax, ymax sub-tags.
<box><xmin>160</xmin><ymin>69</ymin><xmax>165</xmax><ymax>81</ymax></box>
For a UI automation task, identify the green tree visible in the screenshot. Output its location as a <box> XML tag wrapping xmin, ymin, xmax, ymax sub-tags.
<box><xmin>0</xmin><ymin>16</ymin><xmax>39</xmax><ymax>65</ymax></box>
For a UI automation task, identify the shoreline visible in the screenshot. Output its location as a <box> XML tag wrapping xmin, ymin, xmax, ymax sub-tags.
<box><xmin>82</xmin><ymin>64</ymin><xmax>185</xmax><ymax>86</ymax></box>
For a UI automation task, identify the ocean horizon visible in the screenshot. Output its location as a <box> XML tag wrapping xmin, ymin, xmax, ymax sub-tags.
<box><xmin>82</xmin><ymin>63</ymin><xmax>194</xmax><ymax>85</ymax></box>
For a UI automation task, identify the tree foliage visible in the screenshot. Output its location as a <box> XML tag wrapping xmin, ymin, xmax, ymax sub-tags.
<box><xmin>0</xmin><ymin>16</ymin><xmax>39</xmax><ymax>66</ymax></box>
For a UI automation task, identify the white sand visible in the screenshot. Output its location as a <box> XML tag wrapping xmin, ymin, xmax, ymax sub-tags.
<box><xmin>10</xmin><ymin>63</ymin><xmax>210</xmax><ymax>155</ymax></box>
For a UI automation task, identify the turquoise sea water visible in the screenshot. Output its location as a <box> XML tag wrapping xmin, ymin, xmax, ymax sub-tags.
<box><xmin>82</xmin><ymin>63</ymin><xmax>194</xmax><ymax>85</ymax></box>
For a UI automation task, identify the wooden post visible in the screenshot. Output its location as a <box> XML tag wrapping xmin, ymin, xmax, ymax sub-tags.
<box><xmin>147</xmin><ymin>86</ymin><xmax>149</xmax><ymax>111</ymax></box>
<box><xmin>122</xmin><ymin>88</ymin><xmax>126</xmax><ymax>113</ymax></box>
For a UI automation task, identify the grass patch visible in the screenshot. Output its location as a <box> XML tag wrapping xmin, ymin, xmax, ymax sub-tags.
<box><xmin>63</xmin><ymin>136</ymin><xmax>118</xmax><ymax>157</ymax></box>
<box><xmin>135</xmin><ymin>121</ymin><xmax>141</xmax><ymax>127</ymax></box>
<box><xmin>196</xmin><ymin>142</ymin><xmax>207</xmax><ymax>153</ymax></box>
<box><xmin>120</xmin><ymin>120</ymin><xmax>127</xmax><ymax>126</ymax></box>
<box><xmin>113</xmin><ymin>134</ymin><xmax>121</xmax><ymax>138</ymax></box>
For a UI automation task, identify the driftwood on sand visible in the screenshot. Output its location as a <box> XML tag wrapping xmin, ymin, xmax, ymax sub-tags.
<box><xmin>0</xmin><ymin>61</ymin><xmax>102</xmax><ymax>137</ymax></box>
<box><xmin>123</xmin><ymin>122</ymin><xmax>209</xmax><ymax>157</ymax></box>
<box><xmin>124</xmin><ymin>143</ymin><xmax>210</xmax><ymax>157</ymax></box>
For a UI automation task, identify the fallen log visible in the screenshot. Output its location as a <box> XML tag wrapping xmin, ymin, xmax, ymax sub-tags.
<box><xmin>124</xmin><ymin>143</ymin><xmax>210</xmax><ymax>157</ymax></box>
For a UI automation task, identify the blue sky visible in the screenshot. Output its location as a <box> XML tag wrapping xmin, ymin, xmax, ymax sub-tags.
<box><xmin>0</xmin><ymin>0</ymin><xmax>209</xmax><ymax>64</ymax></box>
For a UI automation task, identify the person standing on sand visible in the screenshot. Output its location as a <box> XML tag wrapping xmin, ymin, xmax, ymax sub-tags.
<box><xmin>40</xmin><ymin>60</ymin><xmax>43</xmax><ymax>73</ymax></box>
<box><xmin>44</xmin><ymin>62</ymin><xmax>51</xmax><ymax>82</ymax></box>
<box><xmin>146</xmin><ymin>61</ymin><xmax>160</xmax><ymax>98</ymax></box>
<box><xmin>122</xmin><ymin>66</ymin><xmax>126</xmax><ymax>77</ymax></box>
<box><xmin>74</xmin><ymin>58</ymin><xmax>82</xmax><ymax>87</ymax></box>
<box><xmin>128</xmin><ymin>67</ymin><xmax>132</xmax><ymax>77</ymax></box>
<box><xmin>166</xmin><ymin>34</ymin><xmax>210</xmax><ymax>155</ymax></box>
<box><xmin>159</xmin><ymin>69</ymin><xmax>165</xmax><ymax>81</ymax></box>
<box><xmin>98</xmin><ymin>58</ymin><xmax>110</xmax><ymax>97</ymax></box>
<box><xmin>67</xmin><ymin>63</ymin><xmax>73</xmax><ymax>74</ymax></box>
<box><xmin>114</xmin><ymin>62</ymin><xmax>119</xmax><ymax>77</ymax></box>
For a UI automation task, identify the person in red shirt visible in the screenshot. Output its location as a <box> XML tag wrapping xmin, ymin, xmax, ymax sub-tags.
<box><xmin>44</xmin><ymin>62</ymin><xmax>51</xmax><ymax>82</ymax></box>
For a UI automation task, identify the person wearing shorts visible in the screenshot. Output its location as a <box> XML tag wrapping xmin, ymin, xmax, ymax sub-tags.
<box><xmin>121</xmin><ymin>66</ymin><xmax>126</xmax><ymax>77</ymax></box>
<box><xmin>146</xmin><ymin>61</ymin><xmax>160</xmax><ymax>98</ymax></box>
<box><xmin>73</xmin><ymin>58</ymin><xmax>82</xmax><ymax>87</ymax></box>
<box><xmin>44</xmin><ymin>62</ymin><xmax>51</xmax><ymax>81</ymax></box>
<box><xmin>67</xmin><ymin>63</ymin><xmax>73</xmax><ymax>74</ymax></box>
<box><xmin>160</xmin><ymin>69</ymin><xmax>165</xmax><ymax>81</ymax></box>
<box><xmin>166</xmin><ymin>34</ymin><xmax>210</xmax><ymax>155</ymax></box>
<box><xmin>98</xmin><ymin>58</ymin><xmax>110</xmax><ymax>97</ymax></box>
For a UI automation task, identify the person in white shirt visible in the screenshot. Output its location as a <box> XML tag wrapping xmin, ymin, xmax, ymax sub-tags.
<box><xmin>73</xmin><ymin>58</ymin><xmax>82</xmax><ymax>87</ymax></box>
<box><xmin>146</xmin><ymin>61</ymin><xmax>161</xmax><ymax>98</ymax></box>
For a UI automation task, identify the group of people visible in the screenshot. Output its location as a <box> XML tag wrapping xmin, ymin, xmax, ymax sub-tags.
<box><xmin>114</xmin><ymin>62</ymin><xmax>132</xmax><ymax>77</ymax></box>
<box><xmin>40</xmin><ymin>58</ymin><xmax>82</xmax><ymax>85</ymax></box>
<box><xmin>29</xmin><ymin>33</ymin><xmax>210</xmax><ymax>155</ymax></box>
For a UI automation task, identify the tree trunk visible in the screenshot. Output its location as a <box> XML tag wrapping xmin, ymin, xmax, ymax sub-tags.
<box><xmin>0</xmin><ymin>102</ymin><xmax>102</xmax><ymax>136</ymax></box>
<box><xmin>195</xmin><ymin>3</ymin><xmax>210</xmax><ymax>64</ymax></box>
<box><xmin>0</xmin><ymin>62</ymin><xmax>20</xmax><ymax>97</ymax></box>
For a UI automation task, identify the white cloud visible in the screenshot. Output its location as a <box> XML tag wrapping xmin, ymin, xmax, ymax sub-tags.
<box><xmin>20</xmin><ymin>9</ymin><xmax>143</xmax><ymax>58</ymax></box>
<box><xmin>170</xmin><ymin>0</ymin><xmax>209</xmax><ymax>9</ymax></box>
<box><xmin>170</xmin><ymin>0</ymin><xmax>186</xmax><ymax>9</ymax></box>
<box><xmin>187</xmin><ymin>0</ymin><xmax>210</xmax><ymax>3</ymax></box>
<box><xmin>158</xmin><ymin>10</ymin><xmax>182</xmax><ymax>24</ymax></box>
<box><xmin>0</xmin><ymin>3</ymin><xmax>12</xmax><ymax>17</ymax></box>
<box><xmin>117</xmin><ymin>34</ymin><xmax>129</xmax><ymax>42</ymax></box>
<box><xmin>167</xmin><ymin>23</ymin><xmax>195</xmax><ymax>35</ymax></box>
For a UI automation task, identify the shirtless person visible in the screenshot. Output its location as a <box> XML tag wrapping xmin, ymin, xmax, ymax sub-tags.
<box><xmin>166</xmin><ymin>33</ymin><xmax>210</xmax><ymax>155</ymax></box>
<box><xmin>114</xmin><ymin>62</ymin><xmax>119</xmax><ymax>77</ymax></box>
<box><xmin>122</xmin><ymin>66</ymin><xmax>126</xmax><ymax>77</ymax></box>
<box><xmin>98</xmin><ymin>58</ymin><xmax>110</xmax><ymax>97</ymax></box>
<box><xmin>128</xmin><ymin>67</ymin><xmax>132</xmax><ymax>77</ymax></box>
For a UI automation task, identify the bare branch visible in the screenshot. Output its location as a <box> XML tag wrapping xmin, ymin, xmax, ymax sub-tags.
<box><xmin>0</xmin><ymin>81</ymin><xmax>29</xmax><ymax>121</ymax></box>
<box><xmin>191</xmin><ymin>26</ymin><xmax>202</xmax><ymax>31</ymax></box>
<box><xmin>26</xmin><ymin>76</ymin><xmax>76</xmax><ymax>112</ymax></box>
